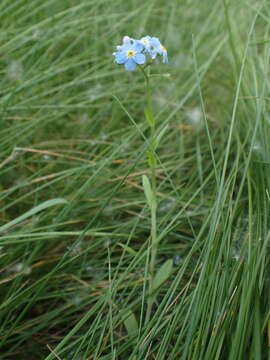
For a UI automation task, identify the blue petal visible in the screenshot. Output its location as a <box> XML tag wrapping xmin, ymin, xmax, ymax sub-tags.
<box><xmin>121</xmin><ymin>43</ymin><xmax>132</xmax><ymax>52</ymax></box>
<box><xmin>162</xmin><ymin>51</ymin><xmax>168</xmax><ymax>64</ymax></box>
<box><xmin>115</xmin><ymin>51</ymin><xmax>126</xmax><ymax>64</ymax></box>
<box><xmin>124</xmin><ymin>58</ymin><xmax>136</xmax><ymax>71</ymax></box>
<box><xmin>140</xmin><ymin>36</ymin><xmax>151</xmax><ymax>41</ymax></box>
<box><xmin>133</xmin><ymin>41</ymin><xmax>144</xmax><ymax>52</ymax></box>
<box><xmin>139</xmin><ymin>36</ymin><xmax>151</xmax><ymax>50</ymax></box>
<box><xmin>134</xmin><ymin>53</ymin><xmax>146</xmax><ymax>65</ymax></box>
<box><xmin>151</xmin><ymin>37</ymin><xmax>161</xmax><ymax>47</ymax></box>
<box><xmin>123</xmin><ymin>36</ymin><xmax>131</xmax><ymax>44</ymax></box>
<box><xmin>150</xmin><ymin>50</ymin><xmax>158</xmax><ymax>59</ymax></box>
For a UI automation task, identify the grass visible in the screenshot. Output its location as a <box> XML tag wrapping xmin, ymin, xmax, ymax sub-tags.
<box><xmin>0</xmin><ymin>0</ymin><xmax>269</xmax><ymax>359</ymax></box>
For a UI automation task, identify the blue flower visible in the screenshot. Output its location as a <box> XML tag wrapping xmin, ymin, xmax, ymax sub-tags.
<box><xmin>140</xmin><ymin>36</ymin><xmax>168</xmax><ymax>64</ymax></box>
<box><xmin>116</xmin><ymin>35</ymin><xmax>133</xmax><ymax>51</ymax></box>
<box><xmin>113</xmin><ymin>40</ymin><xmax>146</xmax><ymax>71</ymax></box>
<box><xmin>159</xmin><ymin>43</ymin><xmax>168</xmax><ymax>64</ymax></box>
<box><xmin>113</xmin><ymin>35</ymin><xmax>168</xmax><ymax>70</ymax></box>
<box><xmin>139</xmin><ymin>36</ymin><xmax>152</xmax><ymax>51</ymax></box>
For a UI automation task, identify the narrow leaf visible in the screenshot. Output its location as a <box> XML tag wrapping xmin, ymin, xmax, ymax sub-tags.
<box><xmin>117</xmin><ymin>243</ymin><xmax>137</xmax><ymax>257</ymax></box>
<box><xmin>142</xmin><ymin>175</ymin><xmax>152</xmax><ymax>208</ymax></box>
<box><xmin>153</xmin><ymin>259</ymin><xmax>173</xmax><ymax>292</ymax></box>
<box><xmin>147</xmin><ymin>151</ymin><xmax>157</xmax><ymax>167</ymax></box>
<box><xmin>149</xmin><ymin>73</ymin><xmax>171</xmax><ymax>78</ymax></box>
<box><xmin>0</xmin><ymin>198</ymin><xmax>68</xmax><ymax>233</ymax></box>
<box><xmin>122</xmin><ymin>310</ymin><xmax>138</xmax><ymax>337</ymax></box>
<box><xmin>144</xmin><ymin>108</ymin><xmax>154</xmax><ymax>126</ymax></box>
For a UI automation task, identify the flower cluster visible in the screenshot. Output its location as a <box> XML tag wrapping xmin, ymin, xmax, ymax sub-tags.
<box><xmin>113</xmin><ymin>35</ymin><xmax>168</xmax><ymax>71</ymax></box>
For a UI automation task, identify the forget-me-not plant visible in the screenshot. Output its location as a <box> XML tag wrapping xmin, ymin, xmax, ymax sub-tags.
<box><xmin>139</xmin><ymin>35</ymin><xmax>168</xmax><ymax>64</ymax></box>
<box><xmin>113</xmin><ymin>35</ymin><xmax>170</xmax><ymax>325</ymax></box>
<box><xmin>113</xmin><ymin>35</ymin><xmax>168</xmax><ymax>71</ymax></box>
<box><xmin>113</xmin><ymin>38</ymin><xmax>146</xmax><ymax>71</ymax></box>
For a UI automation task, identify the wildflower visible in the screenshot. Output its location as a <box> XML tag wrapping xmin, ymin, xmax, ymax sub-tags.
<box><xmin>123</xmin><ymin>35</ymin><xmax>132</xmax><ymax>45</ymax></box>
<box><xmin>140</xmin><ymin>36</ymin><xmax>168</xmax><ymax>63</ymax></box>
<box><xmin>160</xmin><ymin>44</ymin><xmax>168</xmax><ymax>64</ymax></box>
<box><xmin>116</xmin><ymin>35</ymin><xmax>133</xmax><ymax>51</ymax></box>
<box><xmin>113</xmin><ymin>35</ymin><xmax>168</xmax><ymax>71</ymax></box>
<box><xmin>140</xmin><ymin>35</ymin><xmax>152</xmax><ymax>51</ymax></box>
<box><xmin>113</xmin><ymin>40</ymin><xmax>146</xmax><ymax>71</ymax></box>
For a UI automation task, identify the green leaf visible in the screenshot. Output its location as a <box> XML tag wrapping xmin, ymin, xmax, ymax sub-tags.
<box><xmin>0</xmin><ymin>198</ymin><xmax>68</xmax><ymax>234</ymax></box>
<box><xmin>142</xmin><ymin>175</ymin><xmax>153</xmax><ymax>208</ymax></box>
<box><xmin>144</xmin><ymin>108</ymin><xmax>154</xmax><ymax>126</ymax></box>
<box><xmin>147</xmin><ymin>151</ymin><xmax>157</xmax><ymax>167</ymax></box>
<box><xmin>117</xmin><ymin>243</ymin><xmax>137</xmax><ymax>257</ymax></box>
<box><xmin>149</xmin><ymin>73</ymin><xmax>171</xmax><ymax>79</ymax></box>
<box><xmin>122</xmin><ymin>310</ymin><xmax>138</xmax><ymax>338</ymax></box>
<box><xmin>153</xmin><ymin>259</ymin><xmax>173</xmax><ymax>292</ymax></box>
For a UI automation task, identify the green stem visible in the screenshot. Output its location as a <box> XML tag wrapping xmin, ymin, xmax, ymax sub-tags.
<box><xmin>139</xmin><ymin>65</ymin><xmax>158</xmax><ymax>324</ymax></box>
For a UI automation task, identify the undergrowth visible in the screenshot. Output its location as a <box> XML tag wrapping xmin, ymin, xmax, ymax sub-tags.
<box><xmin>0</xmin><ymin>0</ymin><xmax>269</xmax><ymax>359</ymax></box>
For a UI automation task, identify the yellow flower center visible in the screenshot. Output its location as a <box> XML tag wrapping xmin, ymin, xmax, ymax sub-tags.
<box><xmin>142</xmin><ymin>39</ymin><xmax>149</xmax><ymax>45</ymax></box>
<box><xmin>161</xmin><ymin>45</ymin><xmax>167</xmax><ymax>52</ymax></box>
<box><xmin>127</xmin><ymin>50</ymin><xmax>135</xmax><ymax>58</ymax></box>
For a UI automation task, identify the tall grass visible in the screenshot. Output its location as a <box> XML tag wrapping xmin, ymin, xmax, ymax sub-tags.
<box><xmin>0</xmin><ymin>0</ymin><xmax>269</xmax><ymax>359</ymax></box>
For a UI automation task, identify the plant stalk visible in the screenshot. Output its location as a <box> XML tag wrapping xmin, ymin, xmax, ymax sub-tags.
<box><xmin>139</xmin><ymin>65</ymin><xmax>158</xmax><ymax>324</ymax></box>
